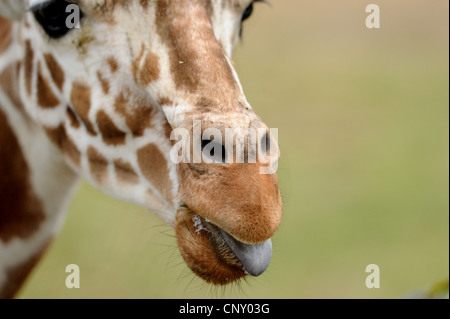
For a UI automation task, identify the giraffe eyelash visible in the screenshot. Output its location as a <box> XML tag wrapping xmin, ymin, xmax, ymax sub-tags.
<box><xmin>239</xmin><ymin>0</ymin><xmax>269</xmax><ymax>38</ymax></box>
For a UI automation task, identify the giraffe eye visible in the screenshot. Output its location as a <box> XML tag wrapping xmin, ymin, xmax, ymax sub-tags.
<box><xmin>32</xmin><ymin>1</ymin><xmax>82</xmax><ymax>39</ymax></box>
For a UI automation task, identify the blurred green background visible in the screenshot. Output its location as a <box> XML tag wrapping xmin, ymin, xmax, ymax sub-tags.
<box><xmin>19</xmin><ymin>0</ymin><xmax>448</xmax><ymax>298</ymax></box>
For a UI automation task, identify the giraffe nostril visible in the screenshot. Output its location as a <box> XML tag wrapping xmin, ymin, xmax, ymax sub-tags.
<box><xmin>201</xmin><ymin>138</ymin><xmax>227</xmax><ymax>164</ymax></box>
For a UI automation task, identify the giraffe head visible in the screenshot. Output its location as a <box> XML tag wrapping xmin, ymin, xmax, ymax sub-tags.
<box><xmin>1</xmin><ymin>0</ymin><xmax>282</xmax><ymax>285</ymax></box>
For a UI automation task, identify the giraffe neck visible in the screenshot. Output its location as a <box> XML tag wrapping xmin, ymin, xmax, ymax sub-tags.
<box><xmin>0</xmin><ymin>16</ymin><xmax>79</xmax><ymax>298</ymax></box>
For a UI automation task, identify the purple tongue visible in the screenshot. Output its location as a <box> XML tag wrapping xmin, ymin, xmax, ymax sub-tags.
<box><xmin>219</xmin><ymin>229</ymin><xmax>272</xmax><ymax>277</ymax></box>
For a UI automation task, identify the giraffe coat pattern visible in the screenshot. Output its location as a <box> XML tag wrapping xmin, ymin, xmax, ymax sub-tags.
<box><xmin>0</xmin><ymin>0</ymin><xmax>282</xmax><ymax>297</ymax></box>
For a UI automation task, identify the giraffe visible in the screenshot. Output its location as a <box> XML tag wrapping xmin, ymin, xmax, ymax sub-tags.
<box><xmin>0</xmin><ymin>0</ymin><xmax>282</xmax><ymax>298</ymax></box>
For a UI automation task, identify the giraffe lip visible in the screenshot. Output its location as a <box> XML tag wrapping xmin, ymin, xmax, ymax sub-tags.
<box><xmin>191</xmin><ymin>213</ymin><xmax>272</xmax><ymax>277</ymax></box>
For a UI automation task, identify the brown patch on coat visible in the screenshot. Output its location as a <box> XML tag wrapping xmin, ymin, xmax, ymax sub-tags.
<box><xmin>139</xmin><ymin>51</ymin><xmax>160</xmax><ymax>86</ymax></box>
<box><xmin>163</xmin><ymin>120</ymin><xmax>173</xmax><ymax>139</ymax></box>
<box><xmin>155</xmin><ymin>0</ymin><xmax>201</xmax><ymax>92</ymax></box>
<box><xmin>158</xmin><ymin>97</ymin><xmax>173</xmax><ymax>106</ymax></box>
<box><xmin>87</xmin><ymin>146</ymin><xmax>108</xmax><ymax>184</ymax></box>
<box><xmin>0</xmin><ymin>17</ymin><xmax>12</xmax><ymax>55</ymax></box>
<box><xmin>155</xmin><ymin>0</ymin><xmax>241</xmax><ymax>107</ymax></box>
<box><xmin>114</xmin><ymin>159</ymin><xmax>139</xmax><ymax>185</ymax></box>
<box><xmin>67</xmin><ymin>107</ymin><xmax>81</xmax><ymax>129</ymax></box>
<box><xmin>139</xmin><ymin>0</ymin><xmax>150</xmax><ymax>10</ymax></box>
<box><xmin>0</xmin><ymin>239</ymin><xmax>52</xmax><ymax>299</ymax></box>
<box><xmin>96</xmin><ymin>110</ymin><xmax>126</xmax><ymax>145</ymax></box>
<box><xmin>45</xmin><ymin>125</ymin><xmax>81</xmax><ymax>167</ymax></box>
<box><xmin>131</xmin><ymin>44</ymin><xmax>160</xmax><ymax>85</ymax></box>
<box><xmin>137</xmin><ymin>143</ymin><xmax>173</xmax><ymax>200</ymax></box>
<box><xmin>0</xmin><ymin>62</ymin><xmax>25</xmax><ymax>114</ymax></box>
<box><xmin>24</xmin><ymin>40</ymin><xmax>34</xmax><ymax>96</ymax></box>
<box><xmin>44</xmin><ymin>54</ymin><xmax>65</xmax><ymax>92</ymax></box>
<box><xmin>70</xmin><ymin>82</ymin><xmax>96</xmax><ymax>136</ymax></box>
<box><xmin>196</xmin><ymin>96</ymin><xmax>215</xmax><ymax>110</ymax></box>
<box><xmin>114</xmin><ymin>91</ymin><xmax>154</xmax><ymax>137</ymax></box>
<box><xmin>37</xmin><ymin>62</ymin><xmax>60</xmax><ymax>109</ymax></box>
<box><xmin>97</xmin><ymin>70</ymin><xmax>110</xmax><ymax>94</ymax></box>
<box><xmin>107</xmin><ymin>57</ymin><xmax>119</xmax><ymax>73</ymax></box>
<box><xmin>0</xmin><ymin>108</ymin><xmax>45</xmax><ymax>244</ymax></box>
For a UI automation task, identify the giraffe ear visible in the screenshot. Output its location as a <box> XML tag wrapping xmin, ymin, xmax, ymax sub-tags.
<box><xmin>0</xmin><ymin>0</ymin><xmax>26</xmax><ymax>20</ymax></box>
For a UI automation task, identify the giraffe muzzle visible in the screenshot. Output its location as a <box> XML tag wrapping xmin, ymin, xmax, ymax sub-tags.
<box><xmin>175</xmin><ymin>208</ymin><xmax>276</xmax><ymax>285</ymax></box>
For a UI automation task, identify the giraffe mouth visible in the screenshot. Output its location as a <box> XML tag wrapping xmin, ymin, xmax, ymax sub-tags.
<box><xmin>174</xmin><ymin>206</ymin><xmax>272</xmax><ymax>285</ymax></box>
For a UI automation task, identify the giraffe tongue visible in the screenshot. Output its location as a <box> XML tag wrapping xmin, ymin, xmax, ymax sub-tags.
<box><xmin>219</xmin><ymin>229</ymin><xmax>272</xmax><ymax>277</ymax></box>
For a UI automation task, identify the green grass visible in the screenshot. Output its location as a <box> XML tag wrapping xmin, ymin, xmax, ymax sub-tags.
<box><xmin>19</xmin><ymin>0</ymin><xmax>448</xmax><ymax>298</ymax></box>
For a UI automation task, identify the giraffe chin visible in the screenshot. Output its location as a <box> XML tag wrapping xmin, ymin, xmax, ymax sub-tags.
<box><xmin>175</xmin><ymin>208</ymin><xmax>248</xmax><ymax>285</ymax></box>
